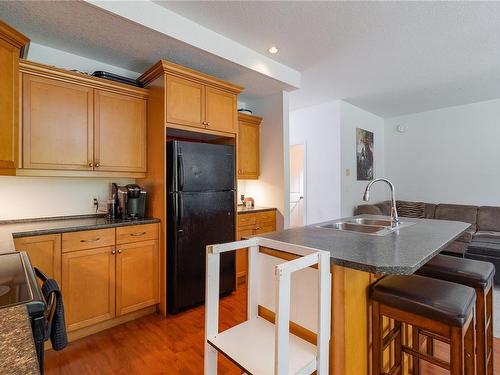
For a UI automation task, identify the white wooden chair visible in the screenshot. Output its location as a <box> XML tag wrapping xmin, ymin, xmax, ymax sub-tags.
<box><xmin>204</xmin><ymin>237</ymin><xmax>331</xmax><ymax>375</ymax></box>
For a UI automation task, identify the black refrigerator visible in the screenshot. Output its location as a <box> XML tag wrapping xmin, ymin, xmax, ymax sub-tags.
<box><xmin>167</xmin><ymin>140</ymin><xmax>236</xmax><ymax>314</ymax></box>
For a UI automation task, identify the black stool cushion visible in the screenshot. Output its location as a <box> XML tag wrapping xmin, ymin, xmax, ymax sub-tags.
<box><xmin>372</xmin><ymin>275</ymin><xmax>476</xmax><ymax>327</ymax></box>
<box><xmin>416</xmin><ymin>254</ymin><xmax>495</xmax><ymax>290</ymax></box>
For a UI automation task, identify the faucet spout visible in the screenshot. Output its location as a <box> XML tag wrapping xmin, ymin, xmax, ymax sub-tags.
<box><xmin>362</xmin><ymin>178</ymin><xmax>400</xmax><ymax>228</ymax></box>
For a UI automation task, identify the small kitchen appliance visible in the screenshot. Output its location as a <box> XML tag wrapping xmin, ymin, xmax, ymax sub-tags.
<box><xmin>116</xmin><ymin>184</ymin><xmax>147</xmax><ymax>220</ymax></box>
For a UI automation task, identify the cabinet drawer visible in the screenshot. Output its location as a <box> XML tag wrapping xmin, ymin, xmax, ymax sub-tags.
<box><xmin>62</xmin><ymin>228</ymin><xmax>115</xmax><ymax>253</ymax></box>
<box><xmin>116</xmin><ymin>223</ymin><xmax>159</xmax><ymax>245</ymax></box>
<box><xmin>255</xmin><ymin>223</ymin><xmax>276</xmax><ymax>235</ymax></box>
<box><xmin>256</xmin><ymin>210</ymin><xmax>276</xmax><ymax>224</ymax></box>
<box><xmin>237</xmin><ymin>213</ymin><xmax>256</xmax><ymax>227</ymax></box>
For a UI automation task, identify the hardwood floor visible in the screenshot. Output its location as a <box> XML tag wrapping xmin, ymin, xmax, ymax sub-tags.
<box><xmin>46</xmin><ymin>285</ymin><xmax>500</xmax><ymax>374</ymax></box>
<box><xmin>45</xmin><ymin>288</ymin><xmax>247</xmax><ymax>375</ymax></box>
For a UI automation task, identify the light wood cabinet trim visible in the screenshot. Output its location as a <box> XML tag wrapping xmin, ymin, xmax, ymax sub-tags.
<box><xmin>62</xmin><ymin>246</ymin><xmax>116</xmax><ymax>332</ymax></box>
<box><xmin>62</xmin><ymin>228</ymin><xmax>115</xmax><ymax>253</ymax></box>
<box><xmin>115</xmin><ymin>239</ymin><xmax>160</xmax><ymax>316</ymax></box>
<box><xmin>19</xmin><ymin>60</ymin><xmax>148</xmax><ymax>98</ymax></box>
<box><xmin>93</xmin><ymin>89</ymin><xmax>147</xmax><ymax>172</ymax></box>
<box><xmin>116</xmin><ymin>223</ymin><xmax>159</xmax><ymax>245</ymax></box>
<box><xmin>15</xmin><ymin>169</ymin><xmax>146</xmax><ymax>178</ymax></box>
<box><xmin>22</xmin><ymin>73</ymin><xmax>94</xmax><ymax>170</ymax></box>
<box><xmin>14</xmin><ymin>233</ymin><xmax>62</xmax><ymax>285</ymax></box>
<box><xmin>0</xmin><ymin>20</ymin><xmax>30</xmax><ymax>55</ymax></box>
<box><xmin>166</xmin><ymin>122</ymin><xmax>236</xmax><ymax>138</ymax></box>
<box><xmin>138</xmin><ymin>59</ymin><xmax>243</xmax><ymax>94</ymax></box>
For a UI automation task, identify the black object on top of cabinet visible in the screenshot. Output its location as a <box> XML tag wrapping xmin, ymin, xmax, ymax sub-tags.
<box><xmin>167</xmin><ymin>140</ymin><xmax>235</xmax><ymax>314</ymax></box>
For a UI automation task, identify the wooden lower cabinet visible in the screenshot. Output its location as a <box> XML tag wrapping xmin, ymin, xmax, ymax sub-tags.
<box><xmin>62</xmin><ymin>246</ymin><xmax>116</xmax><ymax>332</ymax></box>
<box><xmin>236</xmin><ymin>209</ymin><xmax>276</xmax><ymax>285</ymax></box>
<box><xmin>116</xmin><ymin>239</ymin><xmax>159</xmax><ymax>316</ymax></box>
<box><xmin>14</xmin><ymin>234</ymin><xmax>62</xmax><ymax>285</ymax></box>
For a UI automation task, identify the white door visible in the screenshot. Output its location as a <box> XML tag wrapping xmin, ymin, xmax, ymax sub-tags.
<box><xmin>289</xmin><ymin>144</ymin><xmax>305</xmax><ymax>227</ymax></box>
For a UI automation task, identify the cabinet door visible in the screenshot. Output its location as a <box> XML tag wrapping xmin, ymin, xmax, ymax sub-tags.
<box><xmin>236</xmin><ymin>227</ymin><xmax>254</xmax><ymax>285</ymax></box>
<box><xmin>166</xmin><ymin>75</ymin><xmax>204</xmax><ymax>128</ymax></box>
<box><xmin>238</xmin><ymin>120</ymin><xmax>260</xmax><ymax>179</ymax></box>
<box><xmin>14</xmin><ymin>234</ymin><xmax>62</xmax><ymax>285</ymax></box>
<box><xmin>205</xmin><ymin>86</ymin><xmax>237</xmax><ymax>133</ymax></box>
<box><xmin>116</xmin><ymin>240</ymin><xmax>159</xmax><ymax>316</ymax></box>
<box><xmin>94</xmin><ymin>90</ymin><xmax>146</xmax><ymax>172</ymax></box>
<box><xmin>62</xmin><ymin>247</ymin><xmax>115</xmax><ymax>331</ymax></box>
<box><xmin>23</xmin><ymin>74</ymin><xmax>93</xmax><ymax>170</ymax></box>
<box><xmin>0</xmin><ymin>38</ymin><xmax>20</xmax><ymax>174</ymax></box>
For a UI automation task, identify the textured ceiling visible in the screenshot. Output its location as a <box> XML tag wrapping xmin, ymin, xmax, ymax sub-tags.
<box><xmin>0</xmin><ymin>1</ymin><xmax>289</xmax><ymax>100</ymax></box>
<box><xmin>158</xmin><ymin>1</ymin><xmax>500</xmax><ymax>117</ymax></box>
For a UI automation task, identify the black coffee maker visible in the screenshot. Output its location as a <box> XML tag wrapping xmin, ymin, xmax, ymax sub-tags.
<box><xmin>115</xmin><ymin>184</ymin><xmax>147</xmax><ymax>220</ymax></box>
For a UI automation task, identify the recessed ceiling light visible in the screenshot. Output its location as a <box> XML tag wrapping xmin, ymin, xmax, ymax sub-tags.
<box><xmin>268</xmin><ymin>46</ymin><xmax>279</xmax><ymax>54</ymax></box>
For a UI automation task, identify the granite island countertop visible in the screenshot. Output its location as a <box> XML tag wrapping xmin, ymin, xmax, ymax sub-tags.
<box><xmin>0</xmin><ymin>215</ymin><xmax>160</xmax><ymax>253</ymax></box>
<box><xmin>259</xmin><ymin>214</ymin><xmax>470</xmax><ymax>275</ymax></box>
<box><xmin>0</xmin><ymin>305</ymin><xmax>40</xmax><ymax>375</ymax></box>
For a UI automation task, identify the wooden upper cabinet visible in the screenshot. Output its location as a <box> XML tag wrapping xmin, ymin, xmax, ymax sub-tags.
<box><xmin>0</xmin><ymin>21</ymin><xmax>29</xmax><ymax>175</ymax></box>
<box><xmin>94</xmin><ymin>90</ymin><xmax>147</xmax><ymax>172</ymax></box>
<box><xmin>14</xmin><ymin>234</ymin><xmax>62</xmax><ymax>286</ymax></box>
<box><xmin>138</xmin><ymin>60</ymin><xmax>243</xmax><ymax>135</ymax></box>
<box><xmin>166</xmin><ymin>75</ymin><xmax>204</xmax><ymax>128</ymax></box>
<box><xmin>23</xmin><ymin>74</ymin><xmax>94</xmax><ymax>170</ymax></box>
<box><xmin>237</xmin><ymin>113</ymin><xmax>262</xmax><ymax>179</ymax></box>
<box><xmin>205</xmin><ymin>87</ymin><xmax>237</xmax><ymax>133</ymax></box>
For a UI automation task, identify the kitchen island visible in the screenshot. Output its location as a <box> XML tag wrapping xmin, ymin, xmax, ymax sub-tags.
<box><xmin>257</xmin><ymin>214</ymin><xmax>470</xmax><ymax>375</ymax></box>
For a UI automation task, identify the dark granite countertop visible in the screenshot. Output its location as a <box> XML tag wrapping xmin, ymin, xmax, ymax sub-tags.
<box><xmin>237</xmin><ymin>206</ymin><xmax>277</xmax><ymax>214</ymax></box>
<box><xmin>259</xmin><ymin>214</ymin><xmax>470</xmax><ymax>275</ymax></box>
<box><xmin>0</xmin><ymin>305</ymin><xmax>40</xmax><ymax>375</ymax></box>
<box><xmin>0</xmin><ymin>215</ymin><xmax>160</xmax><ymax>253</ymax></box>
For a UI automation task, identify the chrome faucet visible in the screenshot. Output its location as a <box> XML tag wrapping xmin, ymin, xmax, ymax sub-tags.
<box><xmin>363</xmin><ymin>178</ymin><xmax>400</xmax><ymax>228</ymax></box>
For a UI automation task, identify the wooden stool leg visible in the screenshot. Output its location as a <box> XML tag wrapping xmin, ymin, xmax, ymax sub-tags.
<box><xmin>465</xmin><ymin>313</ymin><xmax>476</xmax><ymax>375</ymax></box>
<box><xmin>372</xmin><ymin>301</ymin><xmax>383</xmax><ymax>375</ymax></box>
<box><xmin>412</xmin><ymin>326</ymin><xmax>420</xmax><ymax>375</ymax></box>
<box><xmin>450</xmin><ymin>326</ymin><xmax>466</xmax><ymax>375</ymax></box>
<box><xmin>476</xmin><ymin>287</ymin><xmax>486</xmax><ymax>375</ymax></box>
<box><xmin>487</xmin><ymin>286</ymin><xmax>493</xmax><ymax>375</ymax></box>
<box><xmin>427</xmin><ymin>336</ymin><xmax>434</xmax><ymax>356</ymax></box>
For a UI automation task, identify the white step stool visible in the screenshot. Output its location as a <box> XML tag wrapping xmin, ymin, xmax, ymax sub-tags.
<box><xmin>204</xmin><ymin>237</ymin><xmax>331</xmax><ymax>375</ymax></box>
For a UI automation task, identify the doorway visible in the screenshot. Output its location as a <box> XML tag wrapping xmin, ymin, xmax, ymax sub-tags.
<box><xmin>289</xmin><ymin>143</ymin><xmax>306</xmax><ymax>227</ymax></box>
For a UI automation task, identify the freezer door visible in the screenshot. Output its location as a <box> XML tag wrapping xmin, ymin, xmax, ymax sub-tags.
<box><xmin>167</xmin><ymin>191</ymin><xmax>235</xmax><ymax>314</ymax></box>
<box><xmin>170</xmin><ymin>141</ymin><xmax>235</xmax><ymax>192</ymax></box>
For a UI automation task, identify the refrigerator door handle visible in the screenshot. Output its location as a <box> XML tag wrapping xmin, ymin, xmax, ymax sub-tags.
<box><xmin>178</xmin><ymin>153</ymin><xmax>185</xmax><ymax>191</ymax></box>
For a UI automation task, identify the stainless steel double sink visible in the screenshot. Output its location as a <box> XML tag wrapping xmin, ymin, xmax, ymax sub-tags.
<box><xmin>317</xmin><ymin>218</ymin><xmax>415</xmax><ymax>236</ymax></box>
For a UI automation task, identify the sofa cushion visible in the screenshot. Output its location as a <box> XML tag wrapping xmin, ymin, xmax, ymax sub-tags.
<box><xmin>375</xmin><ymin>201</ymin><xmax>391</xmax><ymax>216</ymax></box>
<box><xmin>441</xmin><ymin>241</ymin><xmax>468</xmax><ymax>257</ymax></box>
<box><xmin>396</xmin><ymin>201</ymin><xmax>425</xmax><ymax>218</ymax></box>
<box><xmin>434</xmin><ymin>204</ymin><xmax>478</xmax><ymax>231</ymax></box>
<box><xmin>457</xmin><ymin>228</ymin><xmax>475</xmax><ymax>243</ymax></box>
<box><xmin>354</xmin><ymin>204</ymin><xmax>383</xmax><ymax>216</ymax></box>
<box><xmin>474</xmin><ymin>230</ymin><xmax>500</xmax><ymax>241</ymax></box>
<box><xmin>477</xmin><ymin>206</ymin><xmax>500</xmax><ymax>232</ymax></box>
<box><xmin>425</xmin><ymin>203</ymin><xmax>437</xmax><ymax>219</ymax></box>
<box><xmin>467</xmin><ymin>240</ymin><xmax>500</xmax><ymax>258</ymax></box>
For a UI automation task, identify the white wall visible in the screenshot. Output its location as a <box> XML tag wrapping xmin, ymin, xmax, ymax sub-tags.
<box><xmin>0</xmin><ymin>43</ymin><xmax>135</xmax><ymax>220</ymax></box>
<box><xmin>385</xmin><ymin>98</ymin><xmax>500</xmax><ymax>206</ymax></box>
<box><xmin>340</xmin><ymin>101</ymin><xmax>386</xmax><ymax>216</ymax></box>
<box><xmin>289</xmin><ymin>101</ymin><xmax>342</xmax><ymax>224</ymax></box>
<box><xmin>237</xmin><ymin>91</ymin><xmax>290</xmax><ymax>230</ymax></box>
<box><xmin>0</xmin><ymin>177</ymin><xmax>133</xmax><ymax>220</ymax></box>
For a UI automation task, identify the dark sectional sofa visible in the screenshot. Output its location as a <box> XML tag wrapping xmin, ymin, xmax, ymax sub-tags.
<box><xmin>355</xmin><ymin>201</ymin><xmax>500</xmax><ymax>284</ymax></box>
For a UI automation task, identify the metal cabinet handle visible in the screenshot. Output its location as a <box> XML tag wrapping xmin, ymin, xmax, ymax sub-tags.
<box><xmin>118</xmin><ymin>249</ymin><xmax>122</xmax><ymax>254</ymax></box>
<box><xmin>130</xmin><ymin>231</ymin><xmax>146</xmax><ymax>237</ymax></box>
<box><xmin>238</xmin><ymin>169</ymin><xmax>242</xmax><ymax>174</ymax></box>
<box><xmin>80</xmin><ymin>238</ymin><xmax>100</xmax><ymax>243</ymax></box>
<box><xmin>95</xmin><ymin>162</ymin><xmax>100</xmax><ymax>168</ymax></box>
<box><xmin>88</xmin><ymin>162</ymin><xmax>93</xmax><ymax>167</ymax></box>
<box><xmin>111</xmin><ymin>249</ymin><xmax>116</xmax><ymax>255</ymax></box>
<box><xmin>206</xmin><ymin>122</ymin><xmax>210</xmax><ymax>127</ymax></box>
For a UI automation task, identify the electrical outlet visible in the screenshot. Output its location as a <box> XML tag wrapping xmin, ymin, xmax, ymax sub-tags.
<box><xmin>346</xmin><ymin>168</ymin><xmax>351</xmax><ymax>177</ymax></box>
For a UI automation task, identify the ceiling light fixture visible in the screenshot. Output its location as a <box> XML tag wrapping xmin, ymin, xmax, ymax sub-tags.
<box><xmin>268</xmin><ymin>46</ymin><xmax>279</xmax><ymax>54</ymax></box>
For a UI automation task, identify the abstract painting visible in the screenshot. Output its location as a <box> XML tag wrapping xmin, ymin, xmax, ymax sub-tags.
<box><xmin>356</xmin><ymin>128</ymin><xmax>374</xmax><ymax>180</ymax></box>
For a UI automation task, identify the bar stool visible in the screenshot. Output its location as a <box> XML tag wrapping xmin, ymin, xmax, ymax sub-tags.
<box><xmin>371</xmin><ymin>274</ymin><xmax>476</xmax><ymax>375</ymax></box>
<box><xmin>417</xmin><ymin>255</ymin><xmax>495</xmax><ymax>375</ymax></box>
